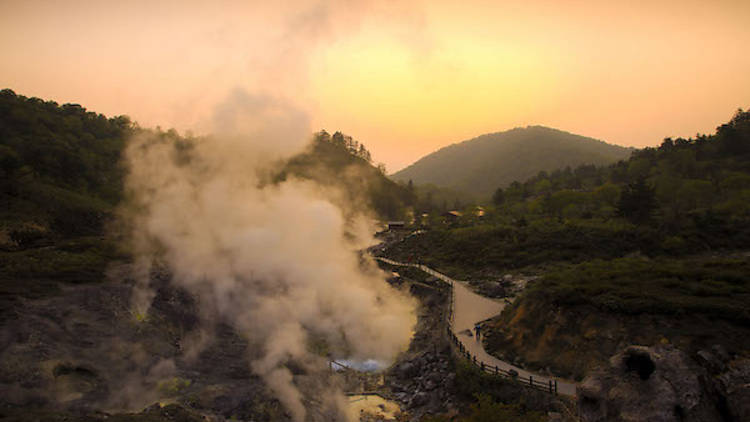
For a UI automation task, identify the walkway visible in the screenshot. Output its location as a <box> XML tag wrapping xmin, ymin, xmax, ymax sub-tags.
<box><xmin>376</xmin><ymin>257</ymin><xmax>576</xmax><ymax>397</ymax></box>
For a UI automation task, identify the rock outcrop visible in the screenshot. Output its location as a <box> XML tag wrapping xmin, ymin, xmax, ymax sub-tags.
<box><xmin>578</xmin><ymin>345</ymin><xmax>750</xmax><ymax>422</ymax></box>
<box><xmin>578</xmin><ymin>345</ymin><xmax>717</xmax><ymax>421</ymax></box>
<box><xmin>384</xmin><ymin>281</ymin><xmax>456</xmax><ymax>420</ymax></box>
<box><xmin>703</xmin><ymin>347</ymin><xmax>750</xmax><ymax>422</ymax></box>
<box><xmin>387</xmin><ymin>347</ymin><xmax>456</xmax><ymax>417</ymax></box>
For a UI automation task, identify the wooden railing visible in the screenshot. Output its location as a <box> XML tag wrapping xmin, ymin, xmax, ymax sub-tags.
<box><xmin>376</xmin><ymin>256</ymin><xmax>561</xmax><ymax>396</ymax></box>
<box><xmin>447</xmin><ymin>326</ymin><xmax>557</xmax><ymax>394</ymax></box>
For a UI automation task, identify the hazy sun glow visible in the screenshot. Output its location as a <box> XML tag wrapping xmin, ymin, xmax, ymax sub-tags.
<box><xmin>2</xmin><ymin>0</ymin><xmax>749</xmax><ymax>171</ymax></box>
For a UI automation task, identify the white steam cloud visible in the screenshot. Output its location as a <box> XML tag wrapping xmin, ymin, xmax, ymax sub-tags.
<box><xmin>124</xmin><ymin>89</ymin><xmax>416</xmax><ymax>421</ymax></box>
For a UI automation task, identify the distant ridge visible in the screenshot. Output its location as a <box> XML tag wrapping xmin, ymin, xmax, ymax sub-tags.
<box><xmin>392</xmin><ymin>126</ymin><xmax>633</xmax><ymax>197</ymax></box>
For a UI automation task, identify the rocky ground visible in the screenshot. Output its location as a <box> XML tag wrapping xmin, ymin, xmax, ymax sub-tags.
<box><xmin>383</xmin><ymin>281</ymin><xmax>456</xmax><ymax>421</ymax></box>
<box><xmin>578</xmin><ymin>344</ymin><xmax>750</xmax><ymax>422</ymax></box>
<box><xmin>467</xmin><ymin>273</ymin><xmax>536</xmax><ymax>300</ymax></box>
<box><xmin>0</xmin><ymin>263</ymin><xmax>337</xmax><ymax>421</ymax></box>
<box><xmin>0</xmin><ymin>254</ymin><xmax>468</xmax><ymax>422</ymax></box>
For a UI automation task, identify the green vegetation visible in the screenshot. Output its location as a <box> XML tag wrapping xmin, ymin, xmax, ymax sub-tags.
<box><xmin>280</xmin><ymin>130</ymin><xmax>415</xmax><ymax>220</ymax></box>
<box><xmin>413</xmin><ymin>183</ymin><xmax>480</xmax><ymax>215</ymax></box>
<box><xmin>386</xmin><ymin>109</ymin><xmax>750</xmax><ymax>379</ymax></box>
<box><xmin>531</xmin><ymin>256</ymin><xmax>750</xmax><ymax>323</ymax></box>
<box><xmin>0</xmin><ymin>89</ymin><xmax>131</xmax><ymax>240</ymax></box>
<box><xmin>387</xmin><ymin>109</ymin><xmax>750</xmax><ymax>277</ymax></box>
<box><xmin>421</xmin><ymin>360</ymin><xmax>550</xmax><ymax>422</ymax></box>
<box><xmin>0</xmin><ymin>89</ymin><xmax>132</xmax><ymax>307</ymax></box>
<box><xmin>489</xmin><ymin>109</ymin><xmax>750</xmax><ymax>223</ymax></box>
<box><xmin>393</xmin><ymin>125</ymin><xmax>631</xmax><ymax>199</ymax></box>
<box><xmin>0</xmin><ymin>90</ymin><xmax>416</xmax><ymax>310</ymax></box>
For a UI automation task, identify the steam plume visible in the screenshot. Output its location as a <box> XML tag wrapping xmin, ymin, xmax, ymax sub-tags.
<box><xmin>124</xmin><ymin>89</ymin><xmax>415</xmax><ymax>421</ymax></box>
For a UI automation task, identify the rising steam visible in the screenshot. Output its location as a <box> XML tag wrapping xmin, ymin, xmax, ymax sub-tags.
<box><xmin>123</xmin><ymin>90</ymin><xmax>416</xmax><ymax>421</ymax></box>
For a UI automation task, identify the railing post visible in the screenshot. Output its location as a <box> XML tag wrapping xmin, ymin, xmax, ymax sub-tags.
<box><xmin>554</xmin><ymin>380</ymin><xmax>557</xmax><ymax>394</ymax></box>
<box><xmin>529</xmin><ymin>375</ymin><xmax>533</xmax><ymax>386</ymax></box>
<box><xmin>549</xmin><ymin>380</ymin><xmax>552</xmax><ymax>393</ymax></box>
<box><xmin>494</xmin><ymin>365</ymin><xmax>498</xmax><ymax>375</ymax></box>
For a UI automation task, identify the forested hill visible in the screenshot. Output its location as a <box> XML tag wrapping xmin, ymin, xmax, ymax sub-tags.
<box><xmin>392</xmin><ymin>126</ymin><xmax>632</xmax><ymax>198</ymax></box>
<box><xmin>0</xmin><ymin>89</ymin><xmax>132</xmax><ymax>242</ymax></box>
<box><xmin>491</xmin><ymin>108</ymin><xmax>750</xmax><ymax>226</ymax></box>
<box><xmin>0</xmin><ymin>90</ymin><xmax>412</xmax><ymax>254</ymax></box>
<box><xmin>279</xmin><ymin>130</ymin><xmax>415</xmax><ymax>220</ymax></box>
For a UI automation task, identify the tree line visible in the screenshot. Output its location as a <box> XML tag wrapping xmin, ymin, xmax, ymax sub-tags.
<box><xmin>490</xmin><ymin>108</ymin><xmax>750</xmax><ymax>227</ymax></box>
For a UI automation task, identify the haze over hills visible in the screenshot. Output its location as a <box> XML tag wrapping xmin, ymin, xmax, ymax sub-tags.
<box><xmin>392</xmin><ymin>126</ymin><xmax>633</xmax><ymax>198</ymax></box>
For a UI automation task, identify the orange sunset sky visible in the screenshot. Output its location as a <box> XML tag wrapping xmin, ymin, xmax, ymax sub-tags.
<box><xmin>1</xmin><ymin>0</ymin><xmax>749</xmax><ymax>172</ymax></box>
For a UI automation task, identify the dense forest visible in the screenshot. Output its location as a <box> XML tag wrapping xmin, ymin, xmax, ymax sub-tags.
<box><xmin>492</xmin><ymin>109</ymin><xmax>750</xmax><ymax>224</ymax></box>
<box><xmin>0</xmin><ymin>90</ymin><xmax>414</xmax><ymax>308</ymax></box>
<box><xmin>0</xmin><ymin>90</ymin><xmax>132</xmax><ymax>301</ymax></box>
<box><xmin>0</xmin><ymin>89</ymin><xmax>131</xmax><ymax>240</ymax></box>
<box><xmin>390</xmin><ymin>108</ymin><xmax>750</xmax><ymax>271</ymax></box>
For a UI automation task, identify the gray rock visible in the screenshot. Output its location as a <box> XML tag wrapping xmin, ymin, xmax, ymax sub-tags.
<box><xmin>411</xmin><ymin>392</ymin><xmax>429</xmax><ymax>407</ymax></box>
<box><xmin>577</xmin><ymin>345</ymin><xmax>721</xmax><ymax>422</ymax></box>
<box><xmin>711</xmin><ymin>344</ymin><xmax>731</xmax><ymax>362</ymax></box>
<box><xmin>695</xmin><ymin>349</ymin><xmax>726</xmax><ymax>374</ymax></box>
<box><xmin>715</xmin><ymin>358</ymin><xmax>750</xmax><ymax>422</ymax></box>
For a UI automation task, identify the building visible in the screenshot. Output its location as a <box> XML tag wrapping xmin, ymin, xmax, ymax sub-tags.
<box><xmin>387</xmin><ymin>221</ymin><xmax>406</xmax><ymax>230</ymax></box>
<box><xmin>442</xmin><ymin>210</ymin><xmax>462</xmax><ymax>223</ymax></box>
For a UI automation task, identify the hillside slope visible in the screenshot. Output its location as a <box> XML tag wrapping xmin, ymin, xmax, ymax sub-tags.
<box><xmin>279</xmin><ymin>130</ymin><xmax>414</xmax><ymax>220</ymax></box>
<box><xmin>392</xmin><ymin>126</ymin><xmax>632</xmax><ymax>197</ymax></box>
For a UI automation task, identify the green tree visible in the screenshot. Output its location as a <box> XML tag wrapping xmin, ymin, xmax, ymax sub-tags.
<box><xmin>617</xmin><ymin>179</ymin><xmax>657</xmax><ymax>224</ymax></box>
<box><xmin>492</xmin><ymin>187</ymin><xmax>505</xmax><ymax>206</ymax></box>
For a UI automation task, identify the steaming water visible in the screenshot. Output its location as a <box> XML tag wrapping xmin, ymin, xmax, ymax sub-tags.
<box><xmin>335</xmin><ymin>359</ymin><xmax>388</xmax><ymax>372</ymax></box>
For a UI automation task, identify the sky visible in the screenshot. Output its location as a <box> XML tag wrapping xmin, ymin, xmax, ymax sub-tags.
<box><xmin>1</xmin><ymin>0</ymin><xmax>749</xmax><ymax>172</ymax></box>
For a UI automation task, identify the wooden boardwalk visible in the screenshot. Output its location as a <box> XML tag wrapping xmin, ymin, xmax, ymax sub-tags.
<box><xmin>376</xmin><ymin>257</ymin><xmax>576</xmax><ymax>396</ymax></box>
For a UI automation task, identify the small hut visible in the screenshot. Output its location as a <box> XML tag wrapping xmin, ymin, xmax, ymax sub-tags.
<box><xmin>442</xmin><ymin>210</ymin><xmax>462</xmax><ymax>223</ymax></box>
<box><xmin>387</xmin><ymin>221</ymin><xmax>406</xmax><ymax>230</ymax></box>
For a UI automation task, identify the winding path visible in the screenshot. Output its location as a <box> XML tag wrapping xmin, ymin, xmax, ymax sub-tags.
<box><xmin>376</xmin><ymin>257</ymin><xmax>577</xmax><ymax>397</ymax></box>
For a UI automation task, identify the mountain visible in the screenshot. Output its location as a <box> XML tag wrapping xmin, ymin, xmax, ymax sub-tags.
<box><xmin>392</xmin><ymin>126</ymin><xmax>633</xmax><ymax>198</ymax></box>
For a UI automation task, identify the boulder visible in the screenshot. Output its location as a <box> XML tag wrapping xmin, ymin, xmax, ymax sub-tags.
<box><xmin>577</xmin><ymin>345</ymin><xmax>720</xmax><ymax>422</ymax></box>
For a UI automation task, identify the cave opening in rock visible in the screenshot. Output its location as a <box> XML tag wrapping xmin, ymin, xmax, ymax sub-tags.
<box><xmin>624</xmin><ymin>351</ymin><xmax>655</xmax><ymax>380</ymax></box>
